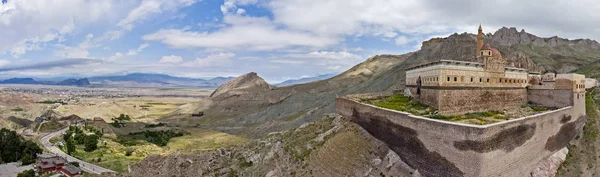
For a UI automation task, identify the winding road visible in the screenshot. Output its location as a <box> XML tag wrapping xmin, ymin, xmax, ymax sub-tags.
<box><xmin>39</xmin><ymin>128</ymin><xmax>116</xmax><ymax>175</ymax></box>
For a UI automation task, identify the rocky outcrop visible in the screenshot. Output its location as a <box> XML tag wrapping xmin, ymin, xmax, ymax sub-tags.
<box><xmin>492</xmin><ymin>27</ymin><xmax>600</xmax><ymax>49</ymax></box>
<box><xmin>210</xmin><ymin>72</ymin><xmax>273</xmax><ymax>98</ymax></box>
<box><xmin>532</xmin><ymin>147</ymin><xmax>569</xmax><ymax>177</ymax></box>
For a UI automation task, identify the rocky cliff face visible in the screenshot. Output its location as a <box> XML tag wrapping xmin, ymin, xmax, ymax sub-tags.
<box><xmin>417</xmin><ymin>27</ymin><xmax>600</xmax><ymax>73</ymax></box>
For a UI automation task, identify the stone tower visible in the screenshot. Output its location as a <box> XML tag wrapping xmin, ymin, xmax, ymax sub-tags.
<box><xmin>477</xmin><ymin>24</ymin><xmax>483</xmax><ymax>56</ymax></box>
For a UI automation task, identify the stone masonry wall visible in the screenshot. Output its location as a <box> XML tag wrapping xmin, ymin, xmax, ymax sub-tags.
<box><xmin>528</xmin><ymin>89</ymin><xmax>573</xmax><ymax>108</ymax></box>
<box><xmin>336</xmin><ymin>92</ymin><xmax>586</xmax><ymax>177</ymax></box>
<box><xmin>408</xmin><ymin>86</ymin><xmax>527</xmax><ymax>115</ymax></box>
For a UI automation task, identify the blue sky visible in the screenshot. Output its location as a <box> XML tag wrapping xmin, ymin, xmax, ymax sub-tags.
<box><xmin>1</xmin><ymin>0</ymin><xmax>599</xmax><ymax>83</ymax></box>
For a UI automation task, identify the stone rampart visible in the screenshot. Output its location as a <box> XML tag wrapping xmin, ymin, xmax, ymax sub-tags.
<box><xmin>407</xmin><ymin>86</ymin><xmax>527</xmax><ymax>115</ymax></box>
<box><xmin>527</xmin><ymin>89</ymin><xmax>574</xmax><ymax>108</ymax></box>
<box><xmin>336</xmin><ymin>93</ymin><xmax>586</xmax><ymax>177</ymax></box>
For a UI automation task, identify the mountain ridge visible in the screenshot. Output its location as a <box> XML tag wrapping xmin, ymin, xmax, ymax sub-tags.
<box><xmin>274</xmin><ymin>74</ymin><xmax>337</xmax><ymax>87</ymax></box>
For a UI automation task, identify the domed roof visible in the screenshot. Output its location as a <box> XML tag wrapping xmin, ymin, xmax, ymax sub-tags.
<box><xmin>491</xmin><ymin>48</ymin><xmax>502</xmax><ymax>59</ymax></box>
<box><xmin>481</xmin><ymin>43</ymin><xmax>492</xmax><ymax>50</ymax></box>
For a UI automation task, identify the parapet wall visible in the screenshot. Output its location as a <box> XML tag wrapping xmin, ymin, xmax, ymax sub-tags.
<box><xmin>527</xmin><ymin>89</ymin><xmax>574</xmax><ymax>108</ymax></box>
<box><xmin>336</xmin><ymin>93</ymin><xmax>586</xmax><ymax>177</ymax></box>
<box><xmin>408</xmin><ymin>86</ymin><xmax>527</xmax><ymax>115</ymax></box>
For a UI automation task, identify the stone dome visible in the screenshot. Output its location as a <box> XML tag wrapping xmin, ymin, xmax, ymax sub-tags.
<box><xmin>491</xmin><ymin>48</ymin><xmax>502</xmax><ymax>59</ymax></box>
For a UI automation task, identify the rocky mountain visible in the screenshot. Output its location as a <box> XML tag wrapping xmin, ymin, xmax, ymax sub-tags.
<box><xmin>88</xmin><ymin>73</ymin><xmax>234</xmax><ymax>88</ymax></box>
<box><xmin>210</xmin><ymin>72</ymin><xmax>273</xmax><ymax>98</ymax></box>
<box><xmin>274</xmin><ymin>74</ymin><xmax>337</xmax><ymax>87</ymax></box>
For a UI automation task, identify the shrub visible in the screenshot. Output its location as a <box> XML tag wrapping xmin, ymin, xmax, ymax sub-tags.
<box><xmin>70</xmin><ymin>161</ymin><xmax>80</xmax><ymax>167</ymax></box>
<box><xmin>17</xmin><ymin>170</ymin><xmax>35</xmax><ymax>177</ymax></box>
<box><xmin>20</xmin><ymin>154</ymin><xmax>34</xmax><ymax>165</ymax></box>
<box><xmin>125</xmin><ymin>148</ymin><xmax>135</xmax><ymax>156</ymax></box>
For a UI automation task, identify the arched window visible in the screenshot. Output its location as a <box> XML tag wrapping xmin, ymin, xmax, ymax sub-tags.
<box><xmin>447</xmin><ymin>77</ymin><xmax>450</xmax><ymax>82</ymax></box>
<box><xmin>480</xmin><ymin>78</ymin><xmax>482</xmax><ymax>82</ymax></box>
<box><xmin>471</xmin><ymin>77</ymin><xmax>474</xmax><ymax>82</ymax></box>
<box><xmin>487</xmin><ymin>78</ymin><xmax>490</xmax><ymax>83</ymax></box>
<box><xmin>454</xmin><ymin>77</ymin><xmax>457</xmax><ymax>82</ymax></box>
<box><xmin>488</xmin><ymin>51</ymin><xmax>491</xmax><ymax>55</ymax></box>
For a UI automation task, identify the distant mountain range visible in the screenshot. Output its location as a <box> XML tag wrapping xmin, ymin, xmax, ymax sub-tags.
<box><xmin>0</xmin><ymin>78</ymin><xmax>90</xmax><ymax>86</ymax></box>
<box><xmin>0</xmin><ymin>73</ymin><xmax>337</xmax><ymax>88</ymax></box>
<box><xmin>274</xmin><ymin>74</ymin><xmax>336</xmax><ymax>87</ymax></box>
<box><xmin>87</xmin><ymin>73</ymin><xmax>234</xmax><ymax>88</ymax></box>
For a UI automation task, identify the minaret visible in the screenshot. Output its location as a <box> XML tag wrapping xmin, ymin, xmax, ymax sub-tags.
<box><xmin>477</xmin><ymin>24</ymin><xmax>483</xmax><ymax>56</ymax></box>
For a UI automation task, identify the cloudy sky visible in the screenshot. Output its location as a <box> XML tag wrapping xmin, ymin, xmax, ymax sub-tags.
<box><xmin>0</xmin><ymin>0</ymin><xmax>599</xmax><ymax>83</ymax></box>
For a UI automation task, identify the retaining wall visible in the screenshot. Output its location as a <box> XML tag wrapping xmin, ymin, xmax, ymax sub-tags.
<box><xmin>336</xmin><ymin>93</ymin><xmax>586</xmax><ymax>177</ymax></box>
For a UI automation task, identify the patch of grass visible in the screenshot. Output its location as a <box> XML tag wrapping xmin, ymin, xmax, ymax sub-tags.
<box><xmin>371</xmin><ymin>94</ymin><xmax>433</xmax><ymax>115</ymax></box>
<box><xmin>37</xmin><ymin>100</ymin><xmax>67</xmax><ymax>105</ymax></box>
<box><xmin>38</xmin><ymin>121</ymin><xmax>65</xmax><ymax>132</ymax></box>
<box><xmin>127</xmin><ymin>130</ymin><xmax>184</xmax><ymax>147</ymax></box>
<box><xmin>11</xmin><ymin>107</ymin><xmax>23</xmax><ymax>112</ymax></box>
<box><xmin>280</xmin><ymin>111</ymin><xmax>306</xmax><ymax>121</ymax></box>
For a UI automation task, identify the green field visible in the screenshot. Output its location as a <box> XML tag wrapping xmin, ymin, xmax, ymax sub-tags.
<box><xmin>56</xmin><ymin>125</ymin><xmax>248</xmax><ymax>173</ymax></box>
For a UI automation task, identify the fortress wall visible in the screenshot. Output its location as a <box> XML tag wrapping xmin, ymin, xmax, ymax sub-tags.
<box><xmin>477</xmin><ymin>105</ymin><xmax>585</xmax><ymax>177</ymax></box>
<box><xmin>336</xmin><ymin>97</ymin><xmax>485</xmax><ymax>177</ymax></box>
<box><xmin>336</xmin><ymin>92</ymin><xmax>586</xmax><ymax>177</ymax></box>
<box><xmin>527</xmin><ymin>89</ymin><xmax>573</xmax><ymax>108</ymax></box>
<box><xmin>408</xmin><ymin>86</ymin><xmax>527</xmax><ymax>115</ymax></box>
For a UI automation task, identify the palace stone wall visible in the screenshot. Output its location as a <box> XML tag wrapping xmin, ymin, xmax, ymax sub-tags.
<box><xmin>336</xmin><ymin>91</ymin><xmax>586</xmax><ymax>177</ymax></box>
<box><xmin>407</xmin><ymin>86</ymin><xmax>527</xmax><ymax>115</ymax></box>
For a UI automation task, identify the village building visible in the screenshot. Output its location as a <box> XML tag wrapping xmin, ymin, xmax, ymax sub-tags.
<box><xmin>36</xmin><ymin>156</ymin><xmax>82</xmax><ymax>177</ymax></box>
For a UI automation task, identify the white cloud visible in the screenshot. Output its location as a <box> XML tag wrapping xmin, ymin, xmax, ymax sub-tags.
<box><xmin>306</xmin><ymin>51</ymin><xmax>362</xmax><ymax>60</ymax></box>
<box><xmin>118</xmin><ymin>0</ymin><xmax>199</xmax><ymax>30</ymax></box>
<box><xmin>267</xmin><ymin>0</ymin><xmax>600</xmax><ymax>41</ymax></box>
<box><xmin>285</xmin><ymin>51</ymin><xmax>363</xmax><ymax>61</ymax></box>
<box><xmin>395</xmin><ymin>36</ymin><xmax>411</xmax><ymax>46</ymax></box>
<box><xmin>0</xmin><ymin>0</ymin><xmax>115</xmax><ymax>57</ymax></box>
<box><xmin>54</xmin><ymin>47</ymin><xmax>91</xmax><ymax>59</ymax></box>
<box><xmin>143</xmin><ymin>15</ymin><xmax>339</xmax><ymax>51</ymax></box>
<box><xmin>159</xmin><ymin>55</ymin><xmax>183</xmax><ymax>63</ymax></box>
<box><xmin>188</xmin><ymin>52</ymin><xmax>235</xmax><ymax>67</ymax></box>
<box><xmin>97</xmin><ymin>30</ymin><xmax>124</xmax><ymax>41</ymax></box>
<box><xmin>126</xmin><ymin>43</ymin><xmax>150</xmax><ymax>56</ymax></box>
<box><xmin>270</xmin><ymin>60</ymin><xmax>305</xmax><ymax>64</ymax></box>
<box><xmin>107</xmin><ymin>52</ymin><xmax>124</xmax><ymax>61</ymax></box>
<box><xmin>0</xmin><ymin>60</ymin><xmax>11</xmax><ymax>67</ymax></box>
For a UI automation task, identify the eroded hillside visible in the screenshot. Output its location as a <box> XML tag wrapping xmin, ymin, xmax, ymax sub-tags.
<box><xmin>126</xmin><ymin>115</ymin><xmax>415</xmax><ymax>177</ymax></box>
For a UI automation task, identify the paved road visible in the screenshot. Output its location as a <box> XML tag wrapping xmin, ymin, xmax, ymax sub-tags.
<box><xmin>39</xmin><ymin>128</ymin><xmax>116</xmax><ymax>175</ymax></box>
<box><xmin>0</xmin><ymin>163</ymin><xmax>33</xmax><ymax>177</ymax></box>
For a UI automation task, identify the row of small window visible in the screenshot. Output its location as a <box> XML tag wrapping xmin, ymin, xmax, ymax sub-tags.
<box><xmin>576</xmin><ymin>84</ymin><xmax>585</xmax><ymax>89</ymax></box>
<box><xmin>445</xmin><ymin>76</ymin><xmax>527</xmax><ymax>84</ymax></box>
<box><xmin>412</xmin><ymin>76</ymin><xmax>527</xmax><ymax>84</ymax></box>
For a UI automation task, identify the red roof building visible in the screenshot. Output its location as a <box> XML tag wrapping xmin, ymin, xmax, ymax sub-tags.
<box><xmin>36</xmin><ymin>156</ymin><xmax>82</xmax><ymax>177</ymax></box>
